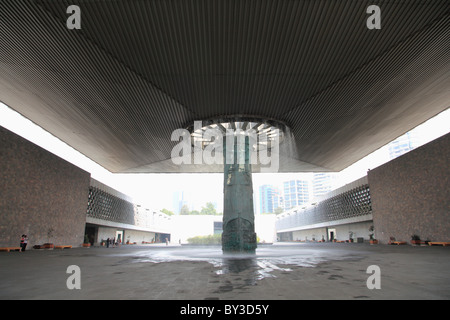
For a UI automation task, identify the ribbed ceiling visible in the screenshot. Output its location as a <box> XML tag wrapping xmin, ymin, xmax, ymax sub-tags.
<box><xmin>1</xmin><ymin>0</ymin><xmax>449</xmax><ymax>173</ymax></box>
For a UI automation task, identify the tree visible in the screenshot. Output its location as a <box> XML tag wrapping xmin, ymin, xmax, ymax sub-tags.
<box><xmin>200</xmin><ymin>202</ymin><xmax>218</xmax><ymax>215</ymax></box>
<box><xmin>274</xmin><ymin>207</ymin><xmax>284</xmax><ymax>215</ymax></box>
<box><xmin>180</xmin><ymin>204</ymin><xmax>190</xmax><ymax>215</ymax></box>
<box><xmin>161</xmin><ymin>208</ymin><xmax>174</xmax><ymax>216</ymax></box>
<box><xmin>187</xmin><ymin>234</ymin><xmax>222</xmax><ymax>245</ymax></box>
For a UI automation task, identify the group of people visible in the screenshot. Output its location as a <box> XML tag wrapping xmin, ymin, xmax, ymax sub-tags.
<box><xmin>105</xmin><ymin>237</ymin><xmax>120</xmax><ymax>248</ymax></box>
<box><xmin>19</xmin><ymin>234</ymin><xmax>124</xmax><ymax>250</ymax></box>
<box><xmin>19</xmin><ymin>234</ymin><xmax>169</xmax><ymax>250</ymax></box>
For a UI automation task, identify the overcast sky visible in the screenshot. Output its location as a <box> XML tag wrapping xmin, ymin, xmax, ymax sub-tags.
<box><xmin>1</xmin><ymin>102</ymin><xmax>448</xmax><ymax>213</ymax></box>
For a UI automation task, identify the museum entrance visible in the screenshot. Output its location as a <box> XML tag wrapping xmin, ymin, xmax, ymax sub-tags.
<box><xmin>84</xmin><ymin>224</ymin><xmax>98</xmax><ymax>245</ymax></box>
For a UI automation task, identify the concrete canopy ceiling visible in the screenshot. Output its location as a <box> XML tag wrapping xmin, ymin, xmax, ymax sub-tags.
<box><xmin>1</xmin><ymin>0</ymin><xmax>449</xmax><ymax>173</ymax></box>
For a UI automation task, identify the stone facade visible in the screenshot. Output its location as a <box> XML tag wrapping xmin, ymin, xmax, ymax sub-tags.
<box><xmin>368</xmin><ymin>133</ymin><xmax>450</xmax><ymax>244</ymax></box>
<box><xmin>0</xmin><ymin>127</ymin><xmax>91</xmax><ymax>247</ymax></box>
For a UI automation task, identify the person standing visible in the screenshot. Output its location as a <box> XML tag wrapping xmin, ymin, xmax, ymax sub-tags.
<box><xmin>20</xmin><ymin>234</ymin><xmax>28</xmax><ymax>252</ymax></box>
<box><xmin>20</xmin><ymin>235</ymin><xmax>24</xmax><ymax>251</ymax></box>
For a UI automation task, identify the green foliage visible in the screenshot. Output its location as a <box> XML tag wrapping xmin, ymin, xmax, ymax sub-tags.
<box><xmin>180</xmin><ymin>202</ymin><xmax>223</xmax><ymax>215</ymax></box>
<box><xmin>161</xmin><ymin>208</ymin><xmax>175</xmax><ymax>216</ymax></box>
<box><xmin>180</xmin><ymin>204</ymin><xmax>190</xmax><ymax>215</ymax></box>
<box><xmin>186</xmin><ymin>234</ymin><xmax>262</xmax><ymax>246</ymax></box>
<box><xmin>273</xmin><ymin>207</ymin><xmax>284</xmax><ymax>215</ymax></box>
<box><xmin>200</xmin><ymin>202</ymin><xmax>218</xmax><ymax>215</ymax></box>
<box><xmin>187</xmin><ymin>234</ymin><xmax>222</xmax><ymax>245</ymax></box>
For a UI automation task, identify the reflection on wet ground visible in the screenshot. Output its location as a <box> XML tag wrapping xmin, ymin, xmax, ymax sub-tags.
<box><xmin>111</xmin><ymin>244</ymin><xmax>366</xmax><ymax>283</ymax></box>
<box><xmin>3</xmin><ymin>243</ymin><xmax>449</xmax><ymax>299</ymax></box>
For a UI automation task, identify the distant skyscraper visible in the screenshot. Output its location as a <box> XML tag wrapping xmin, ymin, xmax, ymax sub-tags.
<box><xmin>283</xmin><ymin>179</ymin><xmax>310</xmax><ymax>210</ymax></box>
<box><xmin>388</xmin><ymin>132</ymin><xmax>420</xmax><ymax>160</ymax></box>
<box><xmin>313</xmin><ymin>173</ymin><xmax>337</xmax><ymax>199</ymax></box>
<box><xmin>259</xmin><ymin>185</ymin><xmax>281</xmax><ymax>214</ymax></box>
<box><xmin>172</xmin><ymin>190</ymin><xmax>187</xmax><ymax>214</ymax></box>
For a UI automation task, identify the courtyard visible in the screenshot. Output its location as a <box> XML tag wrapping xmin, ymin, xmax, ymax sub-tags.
<box><xmin>1</xmin><ymin>242</ymin><xmax>449</xmax><ymax>300</ymax></box>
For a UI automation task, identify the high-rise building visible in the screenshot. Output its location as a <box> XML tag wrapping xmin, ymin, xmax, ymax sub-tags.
<box><xmin>388</xmin><ymin>132</ymin><xmax>421</xmax><ymax>160</ymax></box>
<box><xmin>259</xmin><ymin>185</ymin><xmax>282</xmax><ymax>214</ymax></box>
<box><xmin>312</xmin><ymin>172</ymin><xmax>337</xmax><ymax>199</ymax></box>
<box><xmin>172</xmin><ymin>190</ymin><xmax>187</xmax><ymax>214</ymax></box>
<box><xmin>283</xmin><ymin>179</ymin><xmax>310</xmax><ymax>210</ymax></box>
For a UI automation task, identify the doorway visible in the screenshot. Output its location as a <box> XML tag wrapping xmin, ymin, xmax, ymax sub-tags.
<box><xmin>328</xmin><ymin>228</ymin><xmax>336</xmax><ymax>241</ymax></box>
<box><xmin>85</xmin><ymin>224</ymin><xmax>98</xmax><ymax>245</ymax></box>
<box><xmin>115</xmin><ymin>230</ymin><xmax>124</xmax><ymax>245</ymax></box>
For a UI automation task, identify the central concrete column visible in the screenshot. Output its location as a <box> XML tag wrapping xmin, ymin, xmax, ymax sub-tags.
<box><xmin>222</xmin><ymin>133</ymin><xmax>257</xmax><ymax>253</ymax></box>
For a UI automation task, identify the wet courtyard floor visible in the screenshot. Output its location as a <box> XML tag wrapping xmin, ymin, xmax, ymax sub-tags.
<box><xmin>1</xmin><ymin>242</ymin><xmax>450</xmax><ymax>300</ymax></box>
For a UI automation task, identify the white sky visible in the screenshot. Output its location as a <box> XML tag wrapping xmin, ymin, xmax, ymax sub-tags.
<box><xmin>1</xmin><ymin>102</ymin><xmax>449</xmax><ymax>213</ymax></box>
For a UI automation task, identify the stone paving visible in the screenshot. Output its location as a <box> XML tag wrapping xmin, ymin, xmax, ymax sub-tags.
<box><xmin>1</xmin><ymin>242</ymin><xmax>450</xmax><ymax>300</ymax></box>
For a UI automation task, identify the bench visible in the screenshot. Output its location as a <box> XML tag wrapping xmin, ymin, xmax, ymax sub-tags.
<box><xmin>33</xmin><ymin>243</ymin><xmax>54</xmax><ymax>249</ymax></box>
<box><xmin>389</xmin><ymin>241</ymin><xmax>407</xmax><ymax>245</ymax></box>
<box><xmin>428</xmin><ymin>242</ymin><xmax>450</xmax><ymax>247</ymax></box>
<box><xmin>413</xmin><ymin>241</ymin><xmax>428</xmax><ymax>246</ymax></box>
<box><xmin>54</xmin><ymin>245</ymin><xmax>72</xmax><ymax>249</ymax></box>
<box><xmin>388</xmin><ymin>237</ymin><xmax>406</xmax><ymax>245</ymax></box>
<box><xmin>0</xmin><ymin>247</ymin><xmax>22</xmax><ymax>252</ymax></box>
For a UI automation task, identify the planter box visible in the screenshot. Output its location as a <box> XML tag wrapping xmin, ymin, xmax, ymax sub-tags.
<box><xmin>82</xmin><ymin>243</ymin><xmax>91</xmax><ymax>247</ymax></box>
<box><xmin>370</xmin><ymin>240</ymin><xmax>379</xmax><ymax>244</ymax></box>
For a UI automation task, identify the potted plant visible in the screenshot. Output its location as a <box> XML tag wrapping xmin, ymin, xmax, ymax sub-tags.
<box><xmin>369</xmin><ymin>225</ymin><xmax>378</xmax><ymax>244</ymax></box>
<box><xmin>43</xmin><ymin>228</ymin><xmax>55</xmax><ymax>249</ymax></box>
<box><xmin>411</xmin><ymin>234</ymin><xmax>421</xmax><ymax>245</ymax></box>
<box><xmin>82</xmin><ymin>234</ymin><xmax>91</xmax><ymax>247</ymax></box>
<box><xmin>348</xmin><ymin>231</ymin><xmax>354</xmax><ymax>243</ymax></box>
